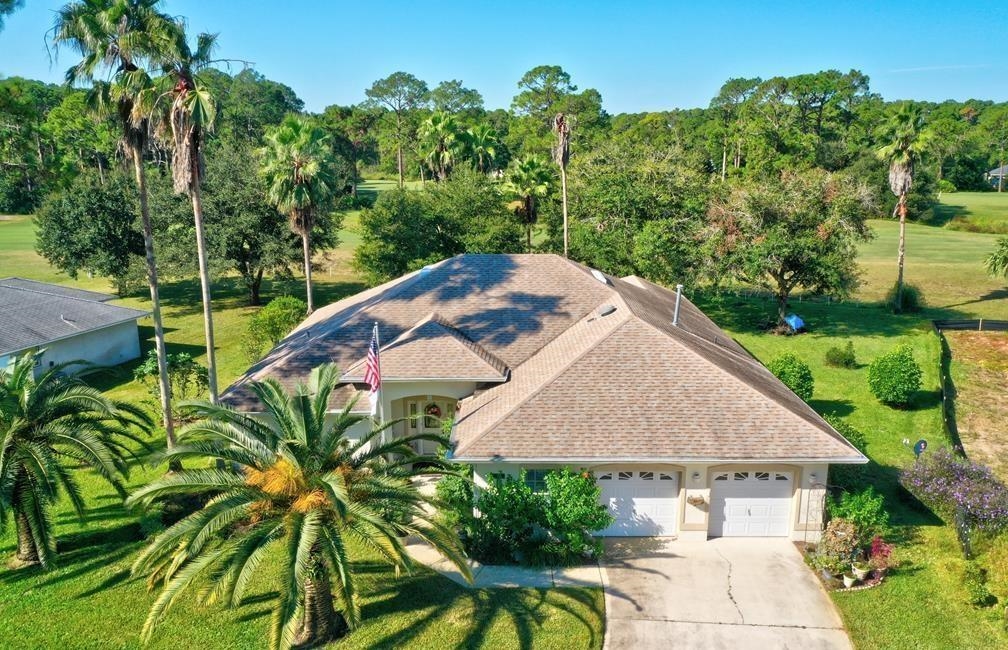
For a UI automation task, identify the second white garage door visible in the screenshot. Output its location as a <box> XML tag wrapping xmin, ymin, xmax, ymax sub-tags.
<box><xmin>709</xmin><ymin>470</ymin><xmax>793</xmax><ymax>537</ymax></box>
<box><xmin>596</xmin><ymin>469</ymin><xmax>679</xmax><ymax>536</ymax></box>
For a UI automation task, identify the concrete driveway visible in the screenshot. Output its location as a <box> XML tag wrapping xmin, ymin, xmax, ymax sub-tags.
<box><xmin>601</xmin><ymin>537</ymin><xmax>851</xmax><ymax>650</ymax></box>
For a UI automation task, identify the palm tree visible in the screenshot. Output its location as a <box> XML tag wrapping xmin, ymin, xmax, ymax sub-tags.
<box><xmin>128</xmin><ymin>364</ymin><xmax>469</xmax><ymax>649</ymax></box>
<box><xmin>465</xmin><ymin>123</ymin><xmax>498</xmax><ymax>173</ymax></box>
<box><xmin>260</xmin><ymin>115</ymin><xmax>337</xmax><ymax>314</ymax></box>
<box><xmin>0</xmin><ymin>351</ymin><xmax>152</xmax><ymax>568</ymax></box>
<box><xmin>417</xmin><ymin>110</ymin><xmax>461</xmax><ymax>181</ymax></box>
<box><xmin>876</xmin><ymin>103</ymin><xmax>930</xmax><ymax>313</ymax></box>
<box><xmin>154</xmin><ymin>19</ymin><xmax>221</xmax><ymax>402</ymax></box>
<box><xmin>52</xmin><ymin>0</ymin><xmax>179</xmax><ymax>451</ymax></box>
<box><xmin>504</xmin><ymin>155</ymin><xmax>553</xmax><ymax>252</ymax></box>
<box><xmin>552</xmin><ymin>113</ymin><xmax>571</xmax><ymax>258</ymax></box>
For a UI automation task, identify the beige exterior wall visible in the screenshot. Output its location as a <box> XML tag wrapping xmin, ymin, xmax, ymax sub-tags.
<box><xmin>470</xmin><ymin>461</ymin><xmax>829</xmax><ymax>541</ymax></box>
<box><xmin>12</xmin><ymin>320</ymin><xmax>142</xmax><ymax>375</ymax></box>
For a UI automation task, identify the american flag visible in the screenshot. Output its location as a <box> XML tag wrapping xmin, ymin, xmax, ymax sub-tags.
<box><xmin>364</xmin><ymin>325</ymin><xmax>381</xmax><ymax>416</ymax></box>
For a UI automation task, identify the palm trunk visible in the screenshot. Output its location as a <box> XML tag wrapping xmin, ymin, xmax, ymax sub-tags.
<box><xmin>560</xmin><ymin>164</ymin><xmax>569</xmax><ymax>258</ymax></box>
<box><xmin>14</xmin><ymin>510</ymin><xmax>39</xmax><ymax>566</ymax></box>
<box><xmin>293</xmin><ymin>567</ymin><xmax>346</xmax><ymax>647</ymax></box>
<box><xmin>721</xmin><ymin>141</ymin><xmax>728</xmax><ymax>182</ymax></box>
<box><xmin>301</xmin><ymin>231</ymin><xmax>314</xmax><ymax>314</ymax></box>
<box><xmin>131</xmin><ymin>145</ymin><xmax>177</xmax><ymax>459</ymax></box>
<box><xmin>189</xmin><ymin>179</ymin><xmax>219</xmax><ymax>403</ymax></box>
<box><xmin>895</xmin><ymin>195</ymin><xmax>907</xmax><ymax>313</ymax></box>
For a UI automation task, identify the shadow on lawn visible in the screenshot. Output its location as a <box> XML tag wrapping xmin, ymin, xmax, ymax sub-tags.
<box><xmin>356</xmin><ymin>569</ymin><xmax>603</xmax><ymax>650</ymax></box>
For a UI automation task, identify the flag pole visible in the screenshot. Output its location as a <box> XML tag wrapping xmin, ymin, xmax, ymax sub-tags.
<box><xmin>373</xmin><ymin>322</ymin><xmax>385</xmax><ymax>427</ymax></box>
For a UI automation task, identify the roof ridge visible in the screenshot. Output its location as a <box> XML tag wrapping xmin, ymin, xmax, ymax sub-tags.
<box><xmin>0</xmin><ymin>280</ymin><xmax>117</xmax><ymax>305</ymax></box>
<box><xmin>453</xmin><ymin>310</ymin><xmax>631</xmax><ymax>457</ymax></box>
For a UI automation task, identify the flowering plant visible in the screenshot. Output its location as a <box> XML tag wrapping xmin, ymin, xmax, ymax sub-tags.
<box><xmin>868</xmin><ymin>536</ymin><xmax>894</xmax><ymax>571</ymax></box>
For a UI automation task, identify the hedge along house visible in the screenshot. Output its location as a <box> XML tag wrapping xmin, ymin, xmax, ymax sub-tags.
<box><xmin>222</xmin><ymin>254</ymin><xmax>866</xmax><ymax>542</ymax></box>
<box><xmin>0</xmin><ymin>278</ymin><xmax>147</xmax><ymax>373</ymax></box>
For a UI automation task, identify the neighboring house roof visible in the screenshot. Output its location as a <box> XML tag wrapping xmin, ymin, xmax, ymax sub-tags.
<box><xmin>340</xmin><ymin>313</ymin><xmax>509</xmax><ymax>383</ymax></box>
<box><xmin>989</xmin><ymin>165</ymin><xmax>1008</xmax><ymax>176</ymax></box>
<box><xmin>221</xmin><ymin>254</ymin><xmax>866</xmax><ymax>464</ymax></box>
<box><xmin>0</xmin><ymin>278</ymin><xmax>148</xmax><ymax>356</ymax></box>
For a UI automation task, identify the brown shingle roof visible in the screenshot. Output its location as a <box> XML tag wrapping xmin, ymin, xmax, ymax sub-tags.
<box><xmin>221</xmin><ymin>253</ymin><xmax>865</xmax><ymax>463</ymax></box>
<box><xmin>340</xmin><ymin>313</ymin><xmax>508</xmax><ymax>382</ymax></box>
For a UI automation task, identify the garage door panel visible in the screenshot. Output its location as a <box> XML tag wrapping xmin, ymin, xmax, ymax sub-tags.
<box><xmin>710</xmin><ymin>471</ymin><xmax>793</xmax><ymax>538</ymax></box>
<box><xmin>597</xmin><ymin>469</ymin><xmax>679</xmax><ymax>537</ymax></box>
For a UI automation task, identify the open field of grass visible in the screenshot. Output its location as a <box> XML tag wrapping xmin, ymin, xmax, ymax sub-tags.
<box><xmin>929</xmin><ymin>191</ymin><xmax>1008</xmax><ymax>234</ymax></box>
<box><xmin>3</xmin><ymin>183</ymin><xmax>1008</xmax><ymax>648</ymax></box>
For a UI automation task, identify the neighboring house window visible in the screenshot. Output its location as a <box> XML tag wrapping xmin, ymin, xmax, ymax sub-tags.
<box><xmin>524</xmin><ymin>469</ymin><xmax>549</xmax><ymax>493</ymax></box>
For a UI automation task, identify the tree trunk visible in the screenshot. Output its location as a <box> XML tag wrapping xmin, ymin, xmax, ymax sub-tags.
<box><xmin>131</xmin><ymin>145</ymin><xmax>177</xmax><ymax>461</ymax></box>
<box><xmin>1000</xmin><ymin>150</ymin><xmax>1005</xmax><ymax>193</ymax></box>
<box><xmin>293</xmin><ymin>568</ymin><xmax>346</xmax><ymax>648</ymax></box>
<box><xmin>14</xmin><ymin>510</ymin><xmax>39</xmax><ymax>566</ymax></box>
<box><xmin>350</xmin><ymin>150</ymin><xmax>358</xmax><ymax>198</ymax></box>
<box><xmin>777</xmin><ymin>289</ymin><xmax>789</xmax><ymax>326</ymax></box>
<box><xmin>560</xmin><ymin>164</ymin><xmax>569</xmax><ymax>258</ymax></box>
<box><xmin>396</xmin><ymin>113</ymin><xmax>404</xmax><ymax>189</ymax></box>
<box><xmin>250</xmin><ymin>267</ymin><xmax>264</xmax><ymax>306</ymax></box>
<box><xmin>721</xmin><ymin>141</ymin><xmax>727</xmax><ymax>182</ymax></box>
<box><xmin>301</xmin><ymin>231</ymin><xmax>314</xmax><ymax>314</ymax></box>
<box><xmin>895</xmin><ymin>195</ymin><xmax>907</xmax><ymax>313</ymax></box>
<box><xmin>189</xmin><ymin>179</ymin><xmax>219</xmax><ymax>404</ymax></box>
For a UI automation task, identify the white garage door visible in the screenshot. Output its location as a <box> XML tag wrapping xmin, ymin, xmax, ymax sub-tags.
<box><xmin>710</xmin><ymin>470</ymin><xmax>793</xmax><ymax>537</ymax></box>
<box><xmin>596</xmin><ymin>469</ymin><xmax>679</xmax><ymax>536</ymax></box>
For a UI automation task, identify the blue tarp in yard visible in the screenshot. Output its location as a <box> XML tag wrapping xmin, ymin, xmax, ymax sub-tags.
<box><xmin>785</xmin><ymin>313</ymin><xmax>805</xmax><ymax>332</ymax></box>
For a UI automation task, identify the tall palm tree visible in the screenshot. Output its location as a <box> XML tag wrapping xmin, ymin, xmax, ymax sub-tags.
<box><xmin>876</xmin><ymin>103</ymin><xmax>930</xmax><ymax>313</ymax></box>
<box><xmin>504</xmin><ymin>155</ymin><xmax>553</xmax><ymax>252</ymax></box>
<box><xmin>465</xmin><ymin>123</ymin><xmax>498</xmax><ymax>173</ymax></box>
<box><xmin>0</xmin><ymin>351</ymin><xmax>152</xmax><ymax>568</ymax></box>
<box><xmin>552</xmin><ymin>113</ymin><xmax>571</xmax><ymax>258</ymax></box>
<box><xmin>154</xmin><ymin>19</ymin><xmax>221</xmax><ymax>402</ymax></box>
<box><xmin>128</xmin><ymin>364</ymin><xmax>469</xmax><ymax>649</ymax></box>
<box><xmin>417</xmin><ymin>110</ymin><xmax>461</xmax><ymax>181</ymax></box>
<box><xmin>52</xmin><ymin>0</ymin><xmax>178</xmax><ymax>450</ymax></box>
<box><xmin>261</xmin><ymin>115</ymin><xmax>337</xmax><ymax>314</ymax></box>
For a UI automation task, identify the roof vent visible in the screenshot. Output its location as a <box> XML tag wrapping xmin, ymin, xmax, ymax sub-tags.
<box><xmin>597</xmin><ymin>304</ymin><xmax>617</xmax><ymax>317</ymax></box>
<box><xmin>590</xmin><ymin>268</ymin><xmax>610</xmax><ymax>285</ymax></box>
<box><xmin>672</xmin><ymin>284</ymin><xmax>684</xmax><ymax>327</ymax></box>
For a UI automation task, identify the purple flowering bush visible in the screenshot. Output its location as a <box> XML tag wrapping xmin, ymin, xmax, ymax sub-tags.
<box><xmin>900</xmin><ymin>447</ymin><xmax>1008</xmax><ymax>535</ymax></box>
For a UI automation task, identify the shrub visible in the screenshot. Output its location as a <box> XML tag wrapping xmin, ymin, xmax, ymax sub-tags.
<box><xmin>900</xmin><ymin>447</ymin><xmax>1008</xmax><ymax>542</ymax></box>
<box><xmin>767</xmin><ymin>353</ymin><xmax>814</xmax><ymax>401</ymax></box>
<box><xmin>867</xmin><ymin>343</ymin><xmax>922</xmax><ymax>406</ymax></box>
<box><xmin>827</xmin><ymin>486</ymin><xmax>889</xmax><ymax>546</ymax></box>
<box><xmin>884</xmin><ymin>282</ymin><xmax>925</xmax><ymax>313</ymax></box>
<box><xmin>133</xmin><ymin>350</ymin><xmax>208</xmax><ymax>403</ymax></box>
<box><xmin>937</xmin><ymin>179</ymin><xmax>957</xmax><ymax>194</ymax></box>
<box><xmin>243</xmin><ymin>295</ymin><xmax>306</xmax><ymax>362</ymax></box>
<box><xmin>815</xmin><ymin>518</ymin><xmax>858</xmax><ymax>573</ymax></box>
<box><xmin>964</xmin><ymin>561</ymin><xmax>998</xmax><ymax>607</ymax></box>
<box><xmin>825</xmin><ymin>416</ymin><xmax>869</xmax><ymax>490</ymax></box>
<box><xmin>465</xmin><ymin>468</ymin><xmax>613</xmax><ymax>566</ymax></box>
<box><xmin>435</xmin><ymin>473</ymin><xmax>474</xmax><ymax>528</ymax></box>
<box><xmin>824</xmin><ymin>341</ymin><xmax>857</xmax><ymax>368</ymax></box>
<box><xmin>869</xmin><ymin>536</ymin><xmax>894</xmax><ymax>572</ymax></box>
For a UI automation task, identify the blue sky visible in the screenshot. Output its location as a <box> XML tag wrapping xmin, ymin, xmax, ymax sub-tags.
<box><xmin>1</xmin><ymin>1</ymin><xmax>1005</xmax><ymax>114</ymax></box>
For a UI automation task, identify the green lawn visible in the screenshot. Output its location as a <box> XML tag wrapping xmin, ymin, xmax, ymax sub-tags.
<box><xmin>928</xmin><ymin>190</ymin><xmax>1008</xmax><ymax>234</ymax></box>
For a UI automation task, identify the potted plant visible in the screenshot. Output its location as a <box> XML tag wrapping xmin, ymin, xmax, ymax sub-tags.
<box><xmin>842</xmin><ymin>571</ymin><xmax>858</xmax><ymax>589</ymax></box>
<box><xmin>851</xmin><ymin>551</ymin><xmax>871</xmax><ymax>581</ymax></box>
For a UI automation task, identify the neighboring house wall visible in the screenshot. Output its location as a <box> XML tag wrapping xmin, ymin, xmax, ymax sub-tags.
<box><xmin>29</xmin><ymin>320</ymin><xmax>141</xmax><ymax>372</ymax></box>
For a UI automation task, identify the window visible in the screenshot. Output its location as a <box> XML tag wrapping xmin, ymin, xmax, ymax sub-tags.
<box><xmin>775</xmin><ymin>472</ymin><xmax>791</xmax><ymax>481</ymax></box>
<box><xmin>714</xmin><ymin>473</ymin><xmax>729</xmax><ymax>481</ymax></box>
<box><xmin>755</xmin><ymin>472</ymin><xmax>770</xmax><ymax>481</ymax></box>
<box><xmin>639</xmin><ymin>471</ymin><xmax>654</xmax><ymax>481</ymax></box>
<box><xmin>733</xmin><ymin>472</ymin><xmax>748</xmax><ymax>481</ymax></box>
<box><xmin>524</xmin><ymin>469</ymin><xmax>549</xmax><ymax>493</ymax></box>
<box><xmin>659</xmin><ymin>473</ymin><xmax>675</xmax><ymax>481</ymax></box>
<box><xmin>408</xmin><ymin>402</ymin><xmax>418</xmax><ymax>430</ymax></box>
<box><xmin>597</xmin><ymin>472</ymin><xmax>612</xmax><ymax>480</ymax></box>
<box><xmin>618</xmin><ymin>471</ymin><xmax>632</xmax><ymax>481</ymax></box>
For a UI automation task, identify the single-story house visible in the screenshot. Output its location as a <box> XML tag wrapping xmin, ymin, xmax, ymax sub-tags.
<box><xmin>987</xmin><ymin>164</ymin><xmax>1008</xmax><ymax>189</ymax></box>
<box><xmin>222</xmin><ymin>254</ymin><xmax>866</xmax><ymax>542</ymax></box>
<box><xmin>0</xmin><ymin>277</ymin><xmax>147</xmax><ymax>372</ymax></box>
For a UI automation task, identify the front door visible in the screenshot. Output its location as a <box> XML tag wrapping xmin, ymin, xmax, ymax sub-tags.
<box><xmin>405</xmin><ymin>398</ymin><xmax>455</xmax><ymax>456</ymax></box>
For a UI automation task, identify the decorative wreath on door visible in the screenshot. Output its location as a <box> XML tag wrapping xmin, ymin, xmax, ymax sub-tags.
<box><xmin>424</xmin><ymin>403</ymin><xmax>442</xmax><ymax>418</ymax></box>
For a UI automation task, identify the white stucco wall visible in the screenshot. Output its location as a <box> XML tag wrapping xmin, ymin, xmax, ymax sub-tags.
<box><xmin>24</xmin><ymin>320</ymin><xmax>141</xmax><ymax>374</ymax></box>
<box><xmin>470</xmin><ymin>461</ymin><xmax>829</xmax><ymax>542</ymax></box>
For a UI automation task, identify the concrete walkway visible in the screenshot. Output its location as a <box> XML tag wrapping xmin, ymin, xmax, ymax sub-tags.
<box><xmin>602</xmin><ymin>537</ymin><xmax>852</xmax><ymax>650</ymax></box>
<box><xmin>404</xmin><ymin>537</ymin><xmax>604</xmax><ymax>589</ymax></box>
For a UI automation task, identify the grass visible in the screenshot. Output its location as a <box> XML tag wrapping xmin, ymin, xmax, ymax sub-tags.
<box><xmin>0</xmin><ymin>181</ymin><xmax>604</xmax><ymax>649</ymax></box>
<box><xmin>928</xmin><ymin>191</ymin><xmax>1008</xmax><ymax>234</ymax></box>
<box><xmin>5</xmin><ymin>183</ymin><xmax>1008</xmax><ymax>648</ymax></box>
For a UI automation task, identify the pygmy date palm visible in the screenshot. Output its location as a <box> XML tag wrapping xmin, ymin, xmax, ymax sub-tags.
<box><xmin>0</xmin><ymin>351</ymin><xmax>152</xmax><ymax>569</ymax></box>
<box><xmin>128</xmin><ymin>364</ymin><xmax>470</xmax><ymax>649</ymax></box>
